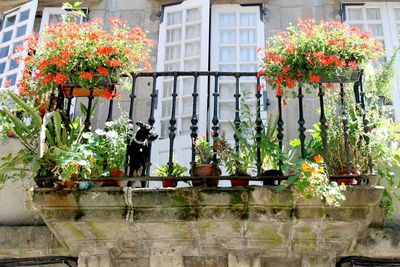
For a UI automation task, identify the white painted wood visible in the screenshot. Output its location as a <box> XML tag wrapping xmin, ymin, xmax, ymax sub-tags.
<box><xmin>0</xmin><ymin>0</ymin><xmax>37</xmax><ymax>91</ymax></box>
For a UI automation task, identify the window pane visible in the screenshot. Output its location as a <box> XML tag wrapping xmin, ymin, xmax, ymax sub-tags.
<box><xmin>240</xmin><ymin>64</ymin><xmax>257</xmax><ymax>72</ymax></box>
<box><xmin>219</xmin><ymin>47</ymin><xmax>236</xmax><ymax>62</ymax></box>
<box><xmin>9</xmin><ymin>59</ymin><xmax>18</xmax><ymax>70</ymax></box>
<box><xmin>182</xmin><ymin>78</ymin><xmax>194</xmax><ymax>95</ymax></box>
<box><xmin>162</xmin><ymin>80</ymin><xmax>174</xmax><ymax>97</ymax></box>
<box><xmin>166</xmin><ymin>28</ymin><xmax>181</xmax><ymax>43</ymax></box>
<box><xmin>241</xmin><ymin>83</ymin><xmax>256</xmax><ymax>99</ymax></box>
<box><xmin>0</xmin><ymin>62</ymin><xmax>6</xmax><ymax>74</ymax></box>
<box><xmin>167</xmin><ymin>11</ymin><xmax>182</xmax><ymax>26</ymax></box>
<box><xmin>5</xmin><ymin>15</ymin><xmax>16</xmax><ymax>28</ymax></box>
<box><xmin>164</xmin><ymin>62</ymin><xmax>180</xmax><ymax>71</ymax></box>
<box><xmin>162</xmin><ymin>99</ymin><xmax>172</xmax><ymax>117</ymax></box>
<box><xmin>161</xmin><ymin>120</ymin><xmax>169</xmax><ymax>138</ymax></box>
<box><xmin>0</xmin><ymin>46</ymin><xmax>9</xmax><ymax>58</ymax></box>
<box><xmin>186</xmin><ymin>24</ymin><xmax>200</xmax><ymax>39</ymax></box>
<box><xmin>220</xmin><ymin>30</ymin><xmax>236</xmax><ymax>44</ymax></box>
<box><xmin>220</xmin><ymin>83</ymin><xmax>235</xmax><ymax>100</ymax></box>
<box><xmin>182</xmin><ymin>97</ymin><xmax>193</xmax><ymax>115</ymax></box>
<box><xmin>165</xmin><ymin>45</ymin><xmax>181</xmax><ymax>61</ymax></box>
<box><xmin>395</xmin><ymin>9</ymin><xmax>400</xmax><ymax>21</ymax></box>
<box><xmin>5</xmin><ymin>73</ymin><xmax>17</xmax><ymax>86</ymax></box>
<box><xmin>48</xmin><ymin>14</ymin><xmax>63</xmax><ymax>24</ymax></box>
<box><xmin>219</xmin><ymin>64</ymin><xmax>236</xmax><ymax>72</ymax></box>
<box><xmin>2</xmin><ymin>30</ymin><xmax>13</xmax><ymax>43</ymax></box>
<box><xmin>240</xmin><ymin>30</ymin><xmax>256</xmax><ymax>44</ymax></box>
<box><xmin>185</xmin><ymin>42</ymin><xmax>200</xmax><ymax>57</ymax></box>
<box><xmin>219</xmin><ymin>102</ymin><xmax>235</xmax><ymax>120</ymax></box>
<box><xmin>240</xmin><ymin>47</ymin><xmax>256</xmax><ymax>61</ymax></box>
<box><xmin>16</xmin><ymin>25</ymin><xmax>27</xmax><ymax>38</ymax></box>
<box><xmin>240</xmin><ymin>13</ymin><xmax>256</xmax><ymax>26</ymax></box>
<box><xmin>186</xmin><ymin>8</ymin><xmax>201</xmax><ymax>22</ymax></box>
<box><xmin>350</xmin><ymin>24</ymin><xmax>364</xmax><ymax>30</ymax></box>
<box><xmin>181</xmin><ymin>118</ymin><xmax>192</xmax><ymax>135</ymax></box>
<box><xmin>13</xmin><ymin>40</ymin><xmax>24</xmax><ymax>53</ymax></box>
<box><xmin>183</xmin><ymin>59</ymin><xmax>199</xmax><ymax>70</ymax></box>
<box><xmin>19</xmin><ymin>9</ymin><xmax>30</xmax><ymax>22</ymax></box>
<box><xmin>347</xmin><ymin>9</ymin><xmax>363</xmax><ymax>20</ymax></box>
<box><xmin>366</xmin><ymin>8</ymin><xmax>381</xmax><ymax>20</ymax></box>
<box><xmin>220</xmin><ymin>13</ymin><xmax>235</xmax><ymax>27</ymax></box>
<box><xmin>368</xmin><ymin>24</ymin><xmax>383</xmax><ymax>37</ymax></box>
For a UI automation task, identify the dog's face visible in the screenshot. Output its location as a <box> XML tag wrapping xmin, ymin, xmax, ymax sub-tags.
<box><xmin>135</xmin><ymin>121</ymin><xmax>158</xmax><ymax>143</ymax></box>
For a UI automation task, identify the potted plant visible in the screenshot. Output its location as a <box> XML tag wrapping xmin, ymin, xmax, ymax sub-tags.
<box><xmin>222</xmin><ymin>145</ymin><xmax>253</xmax><ymax>187</ymax></box>
<box><xmin>0</xmin><ymin>91</ymin><xmax>86</xmax><ymax>188</ymax></box>
<box><xmin>17</xmin><ymin>3</ymin><xmax>152</xmax><ymax>102</ymax></box>
<box><xmin>192</xmin><ymin>135</ymin><xmax>226</xmax><ymax>187</ymax></box>
<box><xmin>155</xmin><ymin>162</ymin><xmax>187</xmax><ymax>188</ymax></box>
<box><xmin>258</xmin><ymin>19</ymin><xmax>383</xmax><ymax>96</ymax></box>
<box><xmin>280</xmin><ymin>155</ymin><xmax>346</xmax><ymax>207</ymax></box>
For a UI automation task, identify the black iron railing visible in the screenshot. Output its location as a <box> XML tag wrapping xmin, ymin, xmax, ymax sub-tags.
<box><xmin>48</xmin><ymin>71</ymin><xmax>372</xmax><ymax>184</ymax></box>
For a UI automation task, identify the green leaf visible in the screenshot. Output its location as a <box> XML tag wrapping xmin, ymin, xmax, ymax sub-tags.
<box><xmin>7</xmin><ymin>91</ymin><xmax>42</xmax><ymax>128</ymax></box>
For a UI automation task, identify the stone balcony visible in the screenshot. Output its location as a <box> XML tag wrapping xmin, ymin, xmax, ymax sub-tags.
<box><xmin>32</xmin><ymin>185</ymin><xmax>384</xmax><ymax>267</ymax></box>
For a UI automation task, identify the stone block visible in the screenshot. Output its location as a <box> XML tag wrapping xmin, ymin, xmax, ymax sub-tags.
<box><xmin>150</xmin><ymin>254</ymin><xmax>184</xmax><ymax>267</ymax></box>
<box><xmin>301</xmin><ymin>252</ymin><xmax>335</xmax><ymax>267</ymax></box>
<box><xmin>228</xmin><ymin>251</ymin><xmax>261</xmax><ymax>267</ymax></box>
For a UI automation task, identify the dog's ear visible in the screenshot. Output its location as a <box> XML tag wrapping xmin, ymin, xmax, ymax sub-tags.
<box><xmin>136</xmin><ymin>121</ymin><xmax>144</xmax><ymax>127</ymax></box>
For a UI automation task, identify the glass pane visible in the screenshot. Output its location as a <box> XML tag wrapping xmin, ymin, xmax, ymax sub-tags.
<box><xmin>186</xmin><ymin>24</ymin><xmax>200</xmax><ymax>39</ymax></box>
<box><xmin>182</xmin><ymin>78</ymin><xmax>194</xmax><ymax>95</ymax></box>
<box><xmin>219</xmin><ymin>102</ymin><xmax>235</xmax><ymax>120</ymax></box>
<box><xmin>5</xmin><ymin>15</ymin><xmax>16</xmax><ymax>28</ymax></box>
<box><xmin>162</xmin><ymin>100</ymin><xmax>172</xmax><ymax>117</ymax></box>
<box><xmin>165</xmin><ymin>45</ymin><xmax>181</xmax><ymax>61</ymax></box>
<box><xmin>241</xmin><ymin>83</ymin><xmax>256</xmax><ymax>99</ymax></box>
<box><xmin>395</xmin><ymin>9</ymin><xmax>400</xmax><ymax>21</ymax></box>
<box><xmin>219</xmin><ymin>122</ymin><xmax>235</xmax><ymax>140</ymax></box>
<box><xmin>220</xmin><ymin>13</ymin><xmax>236</xmax><ymax>27</ymax></box>
<box><xmin>219</xmin><ymin>47</ymin><xmax>236</xmax><ymax>62</ymax></box>
<box><xmin>347</xmin><ymin>9</ymin><xmax>363</xmax><ymax>20</ymax></box>
<box><xmin>366</xmin><ymin>8</ymin><xmax>381</xmax><ymax>20</ymax></box>
<box><xmin>220</xmin><ymin>83</ymin><xmax>235</xmax><ymax>100</ymax></box>
<box><xmin>240</xmin><ymin>64</ymin><xmax>257</xmax><ymax>72</ymax></box>
<box><xmin>162</xmin><ymin>80</ymin><xmax>174</xmax><ymax>98</ymax></box>
<box><xmin>182</xmin><ymin>97</ymin><xmax>193</xmax><ymax>115</ymax></box>
<box><xmin>166</xmin><ymin>28</ymin><xmax>181</xmax><ymax>43</ymax></box>
<box><xmin>161</xmin><ymin>120</ymin><xmax>169</xmax><ymax>138</ymax></box>
<box><xmin>186</xmin><ymin>8</ymin><xmax>201</xmax><ymax>22</ymax></box>
<box><xmin>350</xmin><ymin>24</ymin><xmax>364</xmax><ymax>31</ymax></box>
<box><xmin>240</xmin><ymin>47</ymin><xmax>256</xmax><ymax>61</ymax></box>
<box><xmin>219</xmin><ymin>64</ymin><xmax>236</xmax><ymax>72</ymax></box>
<box><xmin>48</xmin><ymin>14</ymin><xmax>63</xmax><ymax>24</ymax></box>
<box><xmin>368</xmin><ymin>24</ymin><xmax>383</xmax><ymax>37</ymax></box>
<box><xmin>13</xmin><ymin>40</ymin><xmax>24</xmax><ymax>53</ymax></box>
<box><xmin>5</xmin><ymin>73</ymin><xmax>17</xmax><ymax>86</ymax></box>
<box><xmin>16</xmin><ymin>25</ymin><xmax>27</xmax><ymax>38</ymax></box>
<box><xmin>181</xmin><ymin>118</ymin><xmax>192</xmax><ymax>135</ymax></box>
<box><xmin>9</xmin><ymin>59</ymin><xmax>18</xmax><ymax>70</ymax></box>
<box><xmin>240</xmin><ymin>30</ymin><xmax>256</xmax><ymax>44</ymax></box>
<box><xmin>164</xmin><ymin>62</ymin><xmax>180</xmax><ymax>71</ymax></box>
<box><xmin>240</xmin><ymin>13</ymin><xmax>256</xmax><ymax>26</ymax></box>
<box><xmin>185</xmin><ymin>42</ymin><xmax>200</xmax><ymax>57</ymax></box>
<box><xmin>0</xmin><ymin>62</ymin><xmax>6</xmax><ymax>74</ymax></box>
<box><xmin>183</xmin><ymin>59</ymin><xmax>199</xmax><ymax>70</ymax></box>
<box><xmin>220</xmin><ymin>30</ymin><xmax>236</xmax><ymax>44</ymax></box>
<box><xmin>167</xmin><ymin>11</ymin><xmax>182</xmax><ymax>26</ymax></box>
<box><xmin>0</xmin><ymin>46</ymin><xmax>9</xmax><ymax>58</ymax></box>
<box><xmin>19</xmin><ymin>9</ymin><xmax>30</xmax><ymax>22</ymax></box>
<box><xmin>2</xmin><ymin>30</ymin><xmax>13</xmax><ymax>43</ymax></box>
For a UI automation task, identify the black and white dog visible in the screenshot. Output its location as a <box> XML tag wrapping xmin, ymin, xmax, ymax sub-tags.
<box><xmin>127</xmin><ymin>121</ymin><xmax>158</xmax><ymax>187</ymax></box>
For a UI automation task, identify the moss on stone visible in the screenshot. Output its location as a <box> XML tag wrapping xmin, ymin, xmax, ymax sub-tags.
<box><xmin>63</xmin><ymin>223</ymin><xmax>86</xmax><ymax>240</ymax></box>
<box><xmin>256</xmin><ymin>228</ymin><xmax>283</xmax><ymax>246</ymax></box>
<box><xmin>172</xmin><ymin>190</ymin><xmax>204</xmax><ymax>221</ymax></box>
<box><xmin>228</xmin><ymin>188</ymin><xmax>252</xmax><ymax>220</ymax></box>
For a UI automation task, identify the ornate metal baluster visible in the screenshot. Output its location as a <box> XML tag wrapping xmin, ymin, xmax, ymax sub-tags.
<box><xmin>56</xmin><ymin>86</ymin><xmax>64</xmax><ymax>111</ymax></box>
<box><xmin>128</xmin><ymin>74</ymin><xmax>137</xmax><ymax>120</ymax></box>
<box><xmin>145</xmin><ymin>73</ymin><xmax>158</xmax><ymax>176</ymax></box>
<box><xmin>255</xmin><ymin>77</ymin><xmax>262</xmax><ymax>176</ymax></box>
<box><xmin>190</xmin><ymin>73</ymin><xmax>199</xmax><ymax>176</ymax></box>
<box><xmin>167</xmin><ymin>73</ymin><xmax>178</xmax><ymax>176</ymax></box>
<box><xmin>277</xmin><ymin>94</ymin><xmax>284</xmax><ymax>171</ymax></box>
<box><xmin>358</xmin><ymin>70</ymin><xmax>373</xmax><ymax>173</ymax></box>
<box><xmin>106</xmin><ymin>85</ymin><xmax>115</xmax><ymax>122</ymax></box>
<box><xmin>340</xmin><ymin>82</ymin><xmax>352</xmax><ymax>173</ymax></box>
<box><xmin>234</xmin><ymin>74</ymin><xmax>241</xmax><ymax>156</ymax></box>
<box><xmin>125</xmin><ymin>75</ymin><xmax>138</xmax><ymax>176</ymax></box>
<box><xmin>297</xmin><ymin>86</ymin><xmax>306</xmax><ymax>159</ymax></box>
<box><xmin>48</xmin><ymin>90</ymin><xmax>56</xmax><ymax>112</ymax></box>
<box><xmin>211</xmin><ymin>73</ymin><xmax>220</xmax><ymax>174</ymax></box>
<box><xmin>318</xmin><ymin>83</ymin><xmax>328</xmax><ymax>165</ymax></box>
<box><xmin>65</xmin><ymin>86</ymin><xmax>74</xmax><ymax>120</ymax></box>
<box><xmin>84</xmin><ymin>88</ymin><xmax>94</xmax><ymax>132</ymax></box>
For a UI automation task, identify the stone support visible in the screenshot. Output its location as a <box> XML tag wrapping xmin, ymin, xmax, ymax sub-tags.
<box><xmin>78</xmin><ymin>250</ymin><xmax>113</xmax><ymax>267</ymax></box>
<box><xmin>150</xmin><ymin>254</ymin><xmax>184</xmax><ymax>267</ymax></box>
<box><xmin>301</xmin><ymin>252</ymin><xmax>335</xmax><ymax>267</ymax></box>
<box><xmin>228</xmin><ymin>252</ymin><xmax>261</xmax><ymax>267</ymax></box>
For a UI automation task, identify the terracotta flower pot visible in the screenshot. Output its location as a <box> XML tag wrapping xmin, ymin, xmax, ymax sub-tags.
<box><xmin>63</xmin><ymin>180</ymin><xmax>79</xmax><ymax>188</ymax></box>
<box><xmin>102</xmin><ymin>169</ymin><xmax>125</xmax><ymax>187</ymax></box>
<box><xmin>192</xmin><ymin>164</ymin><xmax>221</xmax><ymax>187</ymax></box>
<box><xmin>230</xmin><ymin>174</ymin><xmax>250</xmax><ymax>187</ymax></box>
<box><xmin>336</xmin><ymin>168</ymin><xmax>360</xmax><ymax>185</ymax></box>
<box><xmin>7</xmin><ymin>130</ymin><xmax>16</xmax><ymax>138</ymax></box>
<box><xmin>162</xmin><ymin>180</ymin><xmax>178</xmax><ymax>188</ymax></box>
